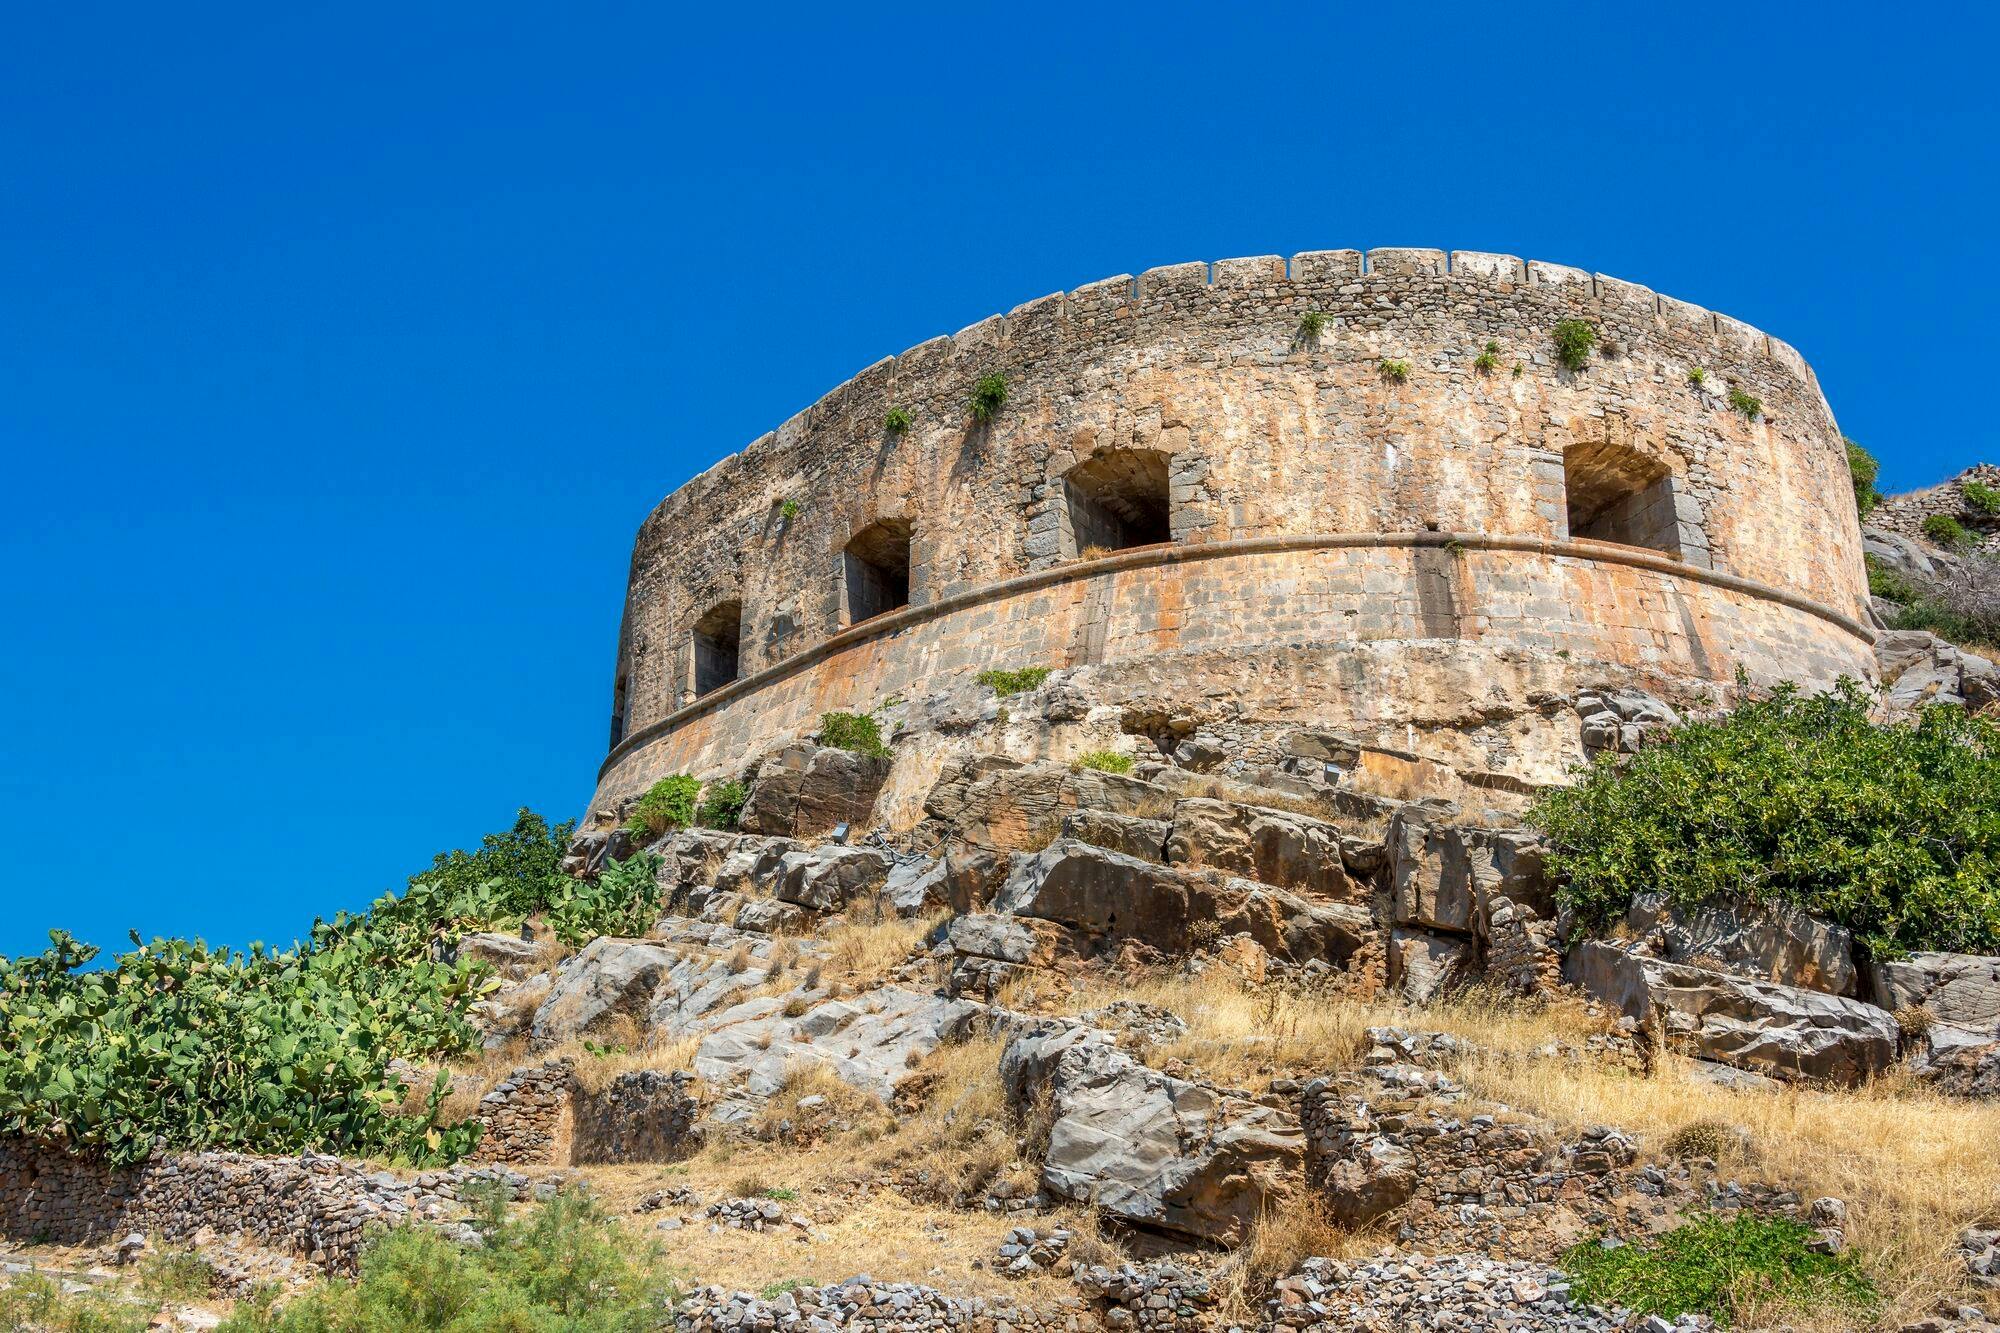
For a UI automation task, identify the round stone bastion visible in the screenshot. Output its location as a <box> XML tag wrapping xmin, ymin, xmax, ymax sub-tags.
<box><xmin>590</xmin><ymin>247</ymin><xmax>1872</xmax><ymax>816</ymax></box>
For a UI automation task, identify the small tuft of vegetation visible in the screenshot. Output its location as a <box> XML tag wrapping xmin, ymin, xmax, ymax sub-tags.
<box><xmin>1923</xmin><ymin>513</ymin><xmax>1974</xmax><ymax>549</ymax></box>
<box><xmin>1894</xmin><ymin>1002</ymin><xmax>1932</xmax><ymax>1040</ymax></box>
<box><xmin>760</xmin><ymin>1278</ymin><xmax>814</xmax><ymax>1300</ymax></box>
<box><xmin>1963</xmin><ymin>480</ymin><xmax>2000</xmax><ymax>518</ymax></box>
<box><xmin>779</xmin><ymin>497</ymin><xmax>800</xmax><ymax>522</ymax></box>
<box><xmin>1687</xmin><ymin>366</ymin><xmax>1708</xmax><ymax>387</ymax></box>
<box><xmin>1532</xmin><ymin>678</ymin><xmax>2000</xmax><ymax>958</ymax></box>
<box><xmin>968</xmin><ymin>373</ymin><xmax>1008</xmax><ymax>423</ymax></box>
<box><xmin>1072</xmin><ymin>749</ymin><xmax>1135</xmax><ymax>775</ymax></box>
<box><xmin>0</xmin><ymin>1273</ymin><xmax>150</xmax><ymax>1333</ymax></box>
<box><xmin>216</xmin><ymin>1188</ymin><xmax>681</xmax><ymax>1332</ymax></box>
<box><xmin>1293</xmin><ymin>310</ymin><xmax>1328</xmax><ymax>349</ymax></box>
<box><xmin>696</xmin><ymin>779</ymin><xmax>748</xmax><ymax>831</ymax></box>
<box><xmin>1379</xmin><ymin>357</ymin><xmax>1412</xmax><ymax>382</ymax></box>
<box><xmin>883</xmin><ymin>406</ymin><xmax>912</xmax><ymax>435</ymax></box>
<box><xmin>1845</xmin><ymin>439</ymin><xmax>1883</xmax><ymax>517</ymax></box>
<box><xmin>819</xmin><ymin>710</ymin><xmax>890</xmax><ymax>759</ymax></box>
<box><xmin>1727</xmin><ymin>387</ymin><xmax>1763</xmax><ymax>419</ymax></box>
<box><xmin>761</xmin><ymin>1186</ymin><xmax>800</xmax><ymax>1202</ymax></box>
<box><xmin>1562</xmin><ymin>1211</ymin><xmax>1876</xmax><ymax>1327</ymax></box>
<box><xmin>1511</xmin><ymin>361</ymin><xmax>1524</xmax><ymax>377</ymax></box>
<box><xmin>976</xmin><ymin>666</ymin><xmax>1052</xmax><ymax>696</ymax></box>
<box><xmin>1474</xmin><ymin>340</ymin><xmax>1501</xmax><ymax>373</ymax></box>
<box><xmin>137</xmin><ymin>1248</ymin><xmax>218</xmax><ymax>1303</ymax></box>
<box><xmin>625</xmin><ymin>774</ymin><xmax>701</xmax><ymax>839</ymax></box>
<box><xmin>1552</xmin><ymin>318</ymin><xmax>1597</xmax><ymax>371</ymax></box>
<box><xmin>1663</xmin><ymin>1120</ymin><xmax>1733</xmax><ymax>1160</ymax></box>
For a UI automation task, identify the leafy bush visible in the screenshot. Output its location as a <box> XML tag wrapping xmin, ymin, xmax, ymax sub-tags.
<box><xmin>1727</xmin><ymin>387</ymin><xmax>1763</xmax><ymax>419</ymax></box>
<box><xmin>977</xmin><ymin>666</ymin><xmax>1051</xmax><ymax>696</ymax></box>
<box><xmin>1845</xmin><ymin>439</ymin><xmax>1882</xmax><ymax>517</ymax></box>
<box><xmin>968</xmin><ymin>374</ymin><xmax>1008</xmax><ymax>424</ymax></box>
<box><xmin>1293</xmin><ymin>311</ymin><xmax>1327</xmax><ymax>349</ymax></box>
<box><xmin>883</xmin><ymin>406</ymin><xmax>912</xmax><ymax>435</ymax></box>
<box><xmin>819</xmin><ymin>711</ymin><xmax>889</xmax><ymax>759</ymax></box>
<box><xmin>697</xmin><ymin>780</ymin><xmax>748</xmax><ymax>830</ymax></box>
<box><xmin>1072</xmin><ymin>749</ymin><xmax>1135</xmax><ymax>774</ymax></box>
<box><xmin>1551</xmin><ymin>319</ymin><xmax>1597</xmax><ymax>371</ymax></box>
<box><xmin>1563</xmin><ymin>1212</ymin><xmax>1876</xmax><ymax>1326</ymax></box>
<box><xmin>624</xmin><ymin>775</ymin><xmax>701</xmax><ymax>839</ymax></box>
<box><xmin>0</xmin><ymin>809</ymin><xmax>581</xmax><ymax>1167</ymax></box>
<box><xmin>1473</xmin><ymin>340</ymin><xmax>1500</xmax><ymax>373</ymax></box>
<box><xmin>1687</xmin><ymin>366</ymin><xmax>1708</xmax><ymax>387</ymax></box>
<box><xmin>548</xmin><ymin>852</ymin><xmax>664</xmax><ymax>948</ymax></box>
<box><xmin>1531</xmin><ymin>680</ymin><xmax>2000</xmax><ymax>958</ymax></box>
<box><xmin>779</xmin><ymin>498</ymin><xmax>800</xmax><ymax>521</ymax></box>
<box><xmin>1964</xmin><ymin>480</ymin><xmax>2000</xmax><ymax>517</ymax></box>
<box><xmin>218</xmin><ymin>1187</ymin><xmax>680</xmax><ymax>1332</ymax></box>
<box><xmin>1924</xmin><ymin>513</ymin><xmax>1974</xmax><ymax>548</ymax></box>
<box><xmin>1871</xmin><ymin>549</ymin><xmax>2000</xmax><ymax>650</ymax></box>
<box><xmin>1378</xmin><ymin>357</ymin><xmax>1411</xmax><ymax>382</ymax></box>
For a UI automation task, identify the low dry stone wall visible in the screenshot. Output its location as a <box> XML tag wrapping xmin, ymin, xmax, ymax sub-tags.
<box><xmin>470</xmin><ymin>1058</ymin><xmax>573</xmax><ymax>1165</ymax></box>
<box><xmin>0</xmin><ymin>1138</ymin><xmax>532</xmax><ymax>1273</ymax></box>
<box><xmin>470</xmin><ymin>1058</ymin><xmax>702</xmax><ymax>1167</ymax></box>
<box><xmin>674</xmin><ymin>1277</ymin><xmax>1091</xmax><ymax>1333</ymax></box>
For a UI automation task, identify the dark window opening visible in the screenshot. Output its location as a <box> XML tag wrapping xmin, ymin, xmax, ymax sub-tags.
<box><xmin>844</xmin><ymin>519</ymin><xmax>912</xmax><ymax>624</ymax></box>
<box><xmin>608</xmin><ymin>672</ymin><xmax>629</xmax><ymax>748</ymax></box>
<box><xmin>692</xmin><ymin>600</ymin><xmax>742</xmax><ymax>697</ymax></box>
<box><xmin>1563</xmin><ymin>441</ymin><xmax>1683</xmax><ymax>557</ymax></box>
<box><xmin>1065</xmin><ymin>449</ymin><xmax>1172</xmax><ymax>557</ymax></box>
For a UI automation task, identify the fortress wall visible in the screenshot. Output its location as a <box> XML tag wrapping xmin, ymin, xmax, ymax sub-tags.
<box><xmin>594</xmin><ymin>537</ymin><xmax>1874</xmax><ymax>808</ymax></box>
<box><xmin>597</xmin><ymin>249</ymin><xmax>1867</xmax><ymax>806</ymax></box>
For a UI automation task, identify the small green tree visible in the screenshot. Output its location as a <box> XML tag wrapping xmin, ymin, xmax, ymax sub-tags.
<box><xmin>1551</xmin><ymin>319</ymin><xmax>1597</xmax><ymax>371</ymax></box>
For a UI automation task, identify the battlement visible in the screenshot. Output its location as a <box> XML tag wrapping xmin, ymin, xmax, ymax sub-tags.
<box><xmin>593</xmin><ymin>247</ymin><xmax>1870</xmax><ymax>812</ymax></box>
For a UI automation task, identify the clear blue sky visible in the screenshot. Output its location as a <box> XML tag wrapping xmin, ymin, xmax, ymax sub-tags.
<box><xmin>3</xmin><ymin>5</ymin><xmax>1994</xmax><ymax>959</ymax></box>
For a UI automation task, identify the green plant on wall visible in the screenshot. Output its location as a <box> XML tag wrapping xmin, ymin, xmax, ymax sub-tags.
<box><xmin>1071</xmin><ymin>749</ymin><xmax>1134</xmax><ymax>774</ymax></box>
<box><xmin>1473</xmin><ymin>340</ymin><xmax>1500</xmax><ymax>373</ymax></box>
<box><xmin>1293</xmin><ymin>310</ymin><xmax>1328</xmax><ymax>350</ymax></box>
<box><xmin>1379</xmin><ymin>357</ymin><xmax>1411</xmax><ymax>382</ymax></box>
<box><xmin>779</xmin><ymin>498</ymin><xmax>800</xmax><ymax>522</ymax></box>
<box><xmin>625</xmin><ymin>774</ymin><xmax>701</xmax><ymax>839</ymax></box>
<box><xmin>1924</xmin><ymin>513</ymin><xmax>1975</xmax><ymax>549</ymax></box>
<box><xmin>1845</xmin><ymin>440</ymin><xmax>1882</xmax><ymax>517</ymax></box>
<box><xmin>819</xmin><ymin>710</ymin><xmax>890</xmax><ymax>758</ymax></box>
<box><xmin>883</xmin><ymin>406</ymin><xmax>912</xmax><ymax>435</ymax></box>
<box><xmin>977</xmin><ymin>666</ymin><xmax>1051</xmax><ymax>696</ymax></box>
<box><xmin>1687</xmin><ymin>366</ymin><xmax>1708</xmax><ymax>388</ymax></box>
<box><xmin>1727</xmin><ymin>387</ymin><xmax>1763</xmax><ymax>419</ymax></box>
<box><xmin>1963</xmin><ymin>480</ymin><xmax>2000</xmax><ymax>518</ymax></box>
<box><xmin>968</xmin><ymin>374</ymin><xmax>1008</xmax><ymax>423</ymax></box>
<box><xmin>1551</xmin><ymin>319</ymin><xmax>1597</xmax><ymax>372</ymax></box>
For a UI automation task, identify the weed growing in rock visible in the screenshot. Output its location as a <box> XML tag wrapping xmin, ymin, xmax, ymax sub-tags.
<box><xmin>883</xmin><ymin>406</ymin><xmax>912</xmax><ymax>435</ymax></box>
<box><xmin>1379</xmin><ymin>357</ymin><xmax>1411</xmax><ymax>382</ymax></box>
<box><xmin>818</xmin><ymin>710</ymin><xmax>890</xmax><ymax>758</ymax></box>
<box><xmin>1687</xmin><ymin>366</ymin><xmax>1708</xmax><ymax>387</ymax></box>
<box><xmin>779</xmin><ymin>497</ymin><xmax>800</xmax><ymax>522</ymax></box>
<box><xmin>968</xmin><ymin>374</ymin><xmax>1008</xmax><ymax>423</ymax></box>
<box><xmin>1563</xmin><ymin>1212</ymin><xmax>1876</xmax><ymax>1326</ymax></box>
<box><xmin>1872</xmin><ymin>548</ymin><xmax>2000</xmax><ymax>651</ymax></box>
<box><xmin>1728</xmin><ymin>387</ymin><xmax>1763</xmax><ymax>419</ymax></box>
<box><xmin>625</xmin><ymin>774</ymin><xmax>701</xmax><ymax>839</ymax></box>
<box><xmin>696</xmin><ymin>779</ymin><xmax>748</xmax><ymax>831</ymax></box>
<box><xmin>1293</xmin><ymin>310</ymin><xmax>1328</xmax><ymax>349</ymax></box>
<box><xmin>1473</xmin><ymin>340</ymin><xmax>1501</xmax><ymax>373</ymax></box>
<box><xmin>1071</xmin><ymin>750</ymin><xmax>1135</xmax><ymax>774</ymax></box>
<box><xmin>1963</xmin><ymin>480</ymin><xmax>2000</xmax><ymax>517</ymax></box>
<box><xmin>976</xmin><ymin>666</ymin><xmax>1051</xmax><ymax>696</ymax></box>
<box><xmin>1532</xmin><ymin>679</ymin><xmax>2000</xmax><ymax>957</ymax></box>
<box><xmin>1551</xmin><ymin>319</ymin><xmax>1597</xmax><ymax>371</ymax></box>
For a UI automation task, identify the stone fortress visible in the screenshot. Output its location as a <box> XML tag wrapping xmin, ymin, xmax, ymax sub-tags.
<box><xmin>591</xmin><ymin>247</ymin><xmax>1873</xmax><ymax>816</ymax></box>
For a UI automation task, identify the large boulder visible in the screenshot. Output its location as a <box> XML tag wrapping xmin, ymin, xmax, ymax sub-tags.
<box><xmin>1625</xmin><ymin>895</ymin><xmax>1858</xmax><ymax>996</ymax></box>
<box><xmin>1567</xmin><ymin>941</ymin><xmax>1898</xmax><ymax>1084</ymax></box>
<box><xmin>1061</xmin><ymin>809</ymin><xmax>1172</xmax><ymax>863</ymax></box>
<box><xmin>1876</xmin><ymin>630</ymin><xmax>2000</xmax><ymax>715</ymax></box>
<box><xmin>693</xmin><ymin>986</ymin><xmax>981</xmax><ymax>1113</ymax></box>
<box><xmin>948</xmin><ymin>913</ymin><xmax>1067</xmax><ymax>966</ymax></box>
<box><xmin>530</xmin><ymin>938</ymin><xmax>679</xmax><ymax>1046</ymax></box>
<box><xmin>1299</xmin><ymin>1091</ymin><xmax>1417</xmax><ymax>1225</ymax></box>
<box><xmin>1165</xmin><ymin>798</ymin><xmax>1361</xmax><ymax>900</ymax></box>
<box><xmin>1002</xmin><ymin>1026</ymin><xmax>1301</xmax><ymax>1243</ymax></box>
<box><xmin>1869</xmin><ymin>952</ymin><xmax>2000</xmax><ymax>1035</ymax></box>
<box><xmin>773</xmin><ymin>846</ymin><xmax>891</xmax><ymax>913</ymax></box>
<box><xmin>1387</xmin><ymin>808</ymin><xmax>1551</xmax><ymax>935</ymax></box>
<box><xmin>922</xmin><ymin>756</ymin><xmax>1175</xmax><ymax>851</ymax></box>
<box><xmin>739</xmin><ymin>744</ymin><xmax>891</xmax><ymax>837</ymax></box>
<box><xmin>994</xmin><ymin>839</ymin><xmax>1371</xmax><ymax>965</ymax></box>
<box><xmin>1389</xmin><ymin>929</ymin><xmax>1474</xmax><ymax>1004</ymax></box>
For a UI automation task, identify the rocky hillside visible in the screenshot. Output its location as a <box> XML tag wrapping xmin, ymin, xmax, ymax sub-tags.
<box><xmin>4</xmin><ymin>656</ymin><xmax>2000</xmax><ymax>1331</ymax></box>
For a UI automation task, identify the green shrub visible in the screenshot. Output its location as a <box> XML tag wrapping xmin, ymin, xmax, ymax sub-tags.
<box><xmin>1563</xmin><ymin>1211</ymin><xmax>1876</xmax><ymax>1326</ymax></box>
<box><xmin>1964</xmin><ymin>480</ymin><xmax>2000</xmax><ymax>517</ymax></box>
<box><xmin>218</xmin><ymin>1188</ymin><xmax>680</xmax><ymax>1332</ymax></box>
<box><xmin>1687</xmin><ymin>366</ymin><xmax>1708</xmax><ymax>387</ymax></box>
<box><xmin>0</xmin><ymin>1272</ymin><xmax>150</xmax><ymax>1333</ymax></box>
<box><xmin>548</xmin><ymin>852</ymin><xmax>664</xmax><ymax>948</ymax></box>
<box><xmin>883</xmin><ymin>406</ymin><xmax>912</xmax><ymax>435</ymax></box>
<box><xmin>0</xmin><ymin>809</ymin><xmax>583</xmax><ymax>1167</ymax></box>
<box><xmin>968</xmin><ymin>374</ymin><xmax>1008</xmax><ymax>423</ymax></box>
<box><xmin>819</xmin><ymin>711</ymin><xmax>890</xmax><ymax>759</ymax></box>
<box><xmin>779</xmin><ymin>498</ymin><xmax>800</xmax><ymax>522</ymax></box>
<box><xmin>1293</xmin><ymin>310</ymin><xmax>1328</xmax><ymax>349</ymax></box>
<box><xmin>1551</xmin><ymin>319</ymin><xmax>1597</xmax><ymax>371</ymax></box>
<box><xmin>1531</xmin><ymin>679</ymin><xmax>2000</xmax><ymax>958</ymax></box>
<box><xmin>1864</xmin><ymin>553</ymin><xmax>1921</xmax><ymax>604</ymax></box>
<box><xmin>624</xmin><ymin>774</ymin><xmax>701</xmax><ymax>839</ymax></box>
<box><xmin>1727</xmin><ymin>387</ymin><xmax>1763</xmax><ymax>419</ymax></box>
<box><xmin>1924</xmin><ymin>513</ymin><xmax>1974</xmax><ymax>548</ymax></box>
<box><xmin>1072</xmin><ymin>749</ymin><xmax>1135</xmax><ymax>775</ymax></box>
<box><xmin>137</xmin><ymin>1249</ymin><xmax>217</xmax><ymax>1302</ymax></box>
<box><xmin>1845</xmin><ymin>440</ymin><xmax>1882</xmax><ymax>517</ymax></box>
<box><xmin>1473</xmin><ymin>340</ymin><xmax>1501</xmax><ymax>373</ymax></box>
<box><xmin>697</xmin><ymin>779</ymin><xmax>748</xmax><ymax>830</ymax></box>
<box><xmin>1874</xmin><ymin>549</ymin><xmax>2000</xmax><ymax>650</ymax></box>
<box><xmin>1378</xmin><ymin>357</ymin><xmax>1411</xmax><ymax>382</ymax></box>
<box><xmin>977</xmin><ymin>666</ymin><xmax>1052</xmax><ymax>696</ymax></box>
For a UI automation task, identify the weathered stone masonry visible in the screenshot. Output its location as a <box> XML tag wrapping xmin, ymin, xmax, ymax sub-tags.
<box><xmin>595</xmin><ymin>248</ymin><xmax>1871</xmax><ymax>810</ymax></box>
